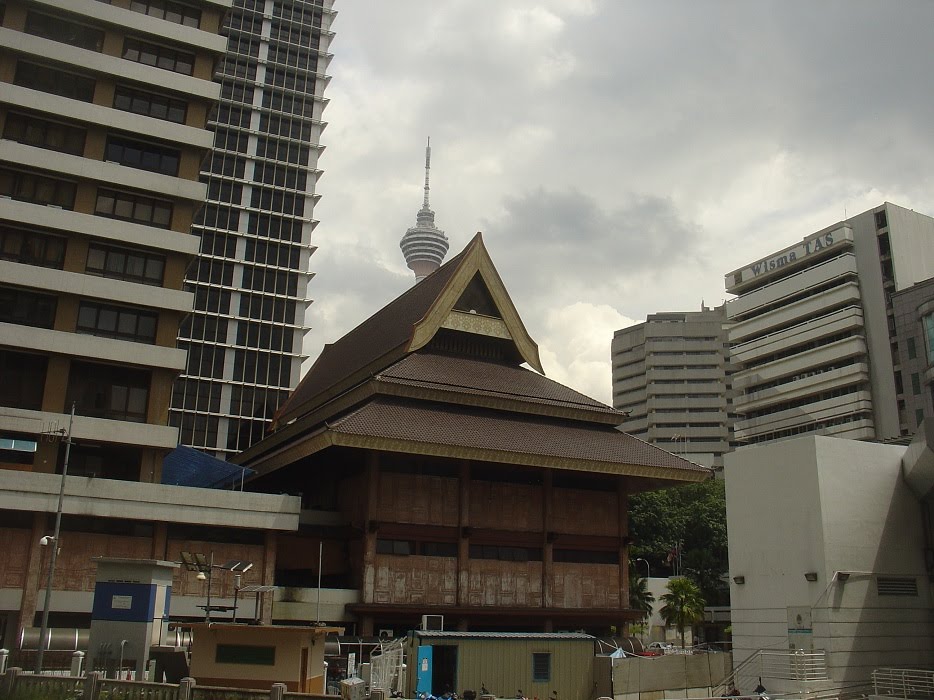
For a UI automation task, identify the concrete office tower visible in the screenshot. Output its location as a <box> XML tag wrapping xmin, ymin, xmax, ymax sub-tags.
<box><xmin>400</xmin><ymin>139</ymin><xmax>449</xmax><ymax>282</ymax></box>
<box><xmin>725</xmin><ymin>203</ymin><xmax>934</xmax><ymax>446</ymax></box>
<box><xmin>171</xmin><ymin>0</ymin><xmax>336</xmax><ymax>457</ymax></box>
<box><xmin>612</xmin><ymin>305</ymin><xmax>732</xmax><ymax>469</ymax></box>
<box><xmin>0</xmin><ymin>0</ymin><xmax>227</xmax><ymax>481</ymax></box>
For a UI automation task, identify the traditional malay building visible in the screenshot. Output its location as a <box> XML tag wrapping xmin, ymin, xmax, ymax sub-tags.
<box><xmin>237</xmin><ymin>234</ymin><xmax>711</xmax><ymax>636</ymax></box>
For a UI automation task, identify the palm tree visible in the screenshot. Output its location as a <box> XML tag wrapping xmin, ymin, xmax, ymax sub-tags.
<box><xmin>629</xmin><ymin>569</ymin><xmax>655</xmax><ymax>620</ymax></box>
<box><xmin>659</xmin><ymin>576</ymin><xmax>705</xmax><ymax>648</ymax></box>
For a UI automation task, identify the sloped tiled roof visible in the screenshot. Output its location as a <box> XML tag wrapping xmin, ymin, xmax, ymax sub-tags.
<box><xmin>327</xmin><ymin>397</ymin><xmax>708</xmax><ymax>477</ymax></box>
<box><xmin>377</xmin><ymin>351</ymin><xmax>618</xmax><ymax>416</ymax></box>
<box><xmin>276</xmin><ymin>246</ymin><xmax>468</xmax><ymax>423</ymax></box>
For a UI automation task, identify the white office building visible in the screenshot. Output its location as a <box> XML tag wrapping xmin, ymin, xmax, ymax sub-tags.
<box><xmin>725</xmin><ymin>203</ymin><xmax>934</xmax><ymax>446</ymax></box>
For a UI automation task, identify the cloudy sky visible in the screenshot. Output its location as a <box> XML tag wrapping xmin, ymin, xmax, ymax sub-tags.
<box><xmin>305</xmin><ymin>0</ymin><xmax>934</xmax><ymax>405</ymax></box>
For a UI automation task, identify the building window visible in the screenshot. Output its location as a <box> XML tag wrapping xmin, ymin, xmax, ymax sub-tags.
<box><xmin>0</xmin><ymin>350</ymin><xmax>47</xmax><ymax>411</ymax></box>
<box><xmin>174</xmin><ymin>412</ymin><xmax>219</xmax><ymax>448</ymax></box>
<box><xmin>122</xmin><ymin>37</ymin><xmax>194</xmax><ymax>75</ymax></box>
<box><xmin>3</xmin><ymin>111</ymin><xmax>86</xmax><ymax>156</ymax></box>
<box><xmin>215</xmin><ymin>645</ymin><xmax>275</xmax><ymax>666</ymax></box>
<box><xmin>113</xmin><ymin>85</ymin><xmax>187</xmax><ymax>124</ymax></box>
<box><xmin>875</xmin><ymin>210</ymin><xmax>888</xmax><ymax>230</ymax></box>
<box><xmin>95</xmin><ymin>188</ymin><xmax>173</xmax><ymax>228</ymax></box>
<box><xmin>66</xmin><ymin>361</ymin><xmax>151</xmax><ymax>422</ymax></box>
<box><xmin>912</xmin><ymin>373</ymin><xmax>922</xmax><ymax>396</ymax></box>
<box><xmin>376</xmin><ymin>539</ymin><xmax>414</xmax><ymax>556</ymax></box>
<box><xmin>916</xmin><ymin>409</ymin><xmax>925</xmax><ymax>427</ymax></box>
<box><xmin>105</xmin><ymin>136</ymin><xmax>180</xmax><ymax>176</ymax></box>
<box><xmin>468</xmin><ymin>545</ymin><xmax>543</xmax><ymax>562</ymax></box>
<box><xmin>128</xmin><ymin>0</ymin><xmax>201</xmax><ymax>27</ymax></box>
<box><xmin>924</xmin><ymin>315</ymin><xmax>934</xmax><ymax>364</ymax></box>
<box><xmin>553</xmin><ymin>549</ymin><xmax>619</xmax><ymax>565</ymax></box>
<box><xmin>76</xmin><ymin>301</ymin><xmax>158</xmax><ymax>344</ymax></box>
<box><xmin>25</xmin><ymin>11</ymin><xmax>104</xmax><ymax>51</ymax></box>
<box><xmin>907</xmin><ymin>336</ymin><xmax>917</xmax><ymax>360</ymax></box>
<box><xmin>0</xmin><ymin>226</ymin><xmax>66</xmax><ymax>269</ymax></box>
<box><xmin>86</xmin><ymin>244</ymin><xmax>165</xmax><ymax>286</ymax></box>
<box><xmin>13</xmin><ymin>61</ymin><xmax>96</xmax><ymax>102</ymax></box>
<box><xmin>532</xmin><ymin>653</ymin><xmax>551</xmax><ymax>683</ymax></box>
<box><xmin>0</xmin><ymin>168</ymin><xmax>77</xmax><ymax>208</ymax></box>
<box><xmin>0</xmin><ymin>286</ymin><xmax>57</xmax><ymax>328</ymax></box>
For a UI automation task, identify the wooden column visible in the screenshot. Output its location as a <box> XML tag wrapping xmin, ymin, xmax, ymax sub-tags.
<box><xmin>261</xmin><ymin>530</ymin><xmax>277</xmax><ymax>624</ymax></box>
<box><xmin>456</xmin><ymin>460</ymin><xmax>470</xmax><ymax>608</ymax></box>
<box><xmin>362</xmin><ymin>452</ymin><xmax>380</xmax><ymax>605</ymax></box>
<box><xmin>618</xmin><ymin>477</ymin><xmax>630</xmax><ymax>634</ymax></box>
<box><xmin>16</xmin><ymin>512</ymin><xmax>46</xmax><ymax>639</ymax></box>
<box><xmin>542</xmin><ymin>470</ymin><xmax>554</xmax><ymax>615</ymax></box>
<box><xmin>151</xmin><ymin>522</ymin><xmax>168</xmax><ymax>560</ymax></box>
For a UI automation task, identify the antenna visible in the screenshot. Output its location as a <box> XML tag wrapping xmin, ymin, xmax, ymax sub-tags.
<box><xmin>423</xmin><ymin>137</ymin><xmax>431</xmax><ymax>208</ymax></box>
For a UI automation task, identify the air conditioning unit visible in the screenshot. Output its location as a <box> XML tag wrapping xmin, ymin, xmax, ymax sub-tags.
<box><xmin>421</xmin><ymin>615</ymin><xmax>443</xmax><ymax>631</ymax></box>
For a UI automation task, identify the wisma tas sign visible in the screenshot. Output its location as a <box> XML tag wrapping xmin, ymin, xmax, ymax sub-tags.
<box><xmin>730</xmin><ymin>225</ymin><xmax>852</xmax><ymax>288</ymax></box>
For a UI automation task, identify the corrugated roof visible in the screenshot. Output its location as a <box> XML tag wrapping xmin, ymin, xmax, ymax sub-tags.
<box><xmin>378</xmin><ymin>352</ymin><xmax>618</xmax><ymax>416</ymax></box>
<box><xmin>414</xmin><ymin>631</ymin><xmax>595</xmax><ymax>641</ymax></box>
<box><xmin>328</xmin><ymin>398</ymin><xmax>708</xmax><ymax>474</ymax></box>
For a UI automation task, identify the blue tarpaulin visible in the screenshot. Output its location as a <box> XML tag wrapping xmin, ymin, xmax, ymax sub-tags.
<box><xmin>161</xmin><ymin>445</ymin><xmax>254</xmax><ymax>489</ymax></box>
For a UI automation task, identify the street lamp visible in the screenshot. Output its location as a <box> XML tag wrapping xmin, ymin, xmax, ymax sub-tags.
<box><xmin>35</xmin><ymin>403</ymin><xmax>75</xmax><ymax>674</ymax></box>
<box><xmin>635</xmin><ymin>558</ymin><xmax>651</xmax><ymax>579</ymax></box>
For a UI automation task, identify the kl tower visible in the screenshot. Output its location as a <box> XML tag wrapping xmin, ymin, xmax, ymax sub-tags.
<box><xmin>400</xmin><ymin>138</ymin><xmax>449</xmax><ymax>282</ymax></box>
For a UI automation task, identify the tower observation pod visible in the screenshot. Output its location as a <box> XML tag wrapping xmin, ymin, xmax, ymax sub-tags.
<box><xmin>400</xmin><ymin>138</ymin><xmax>449</xmax><ymax>282</ymax></box>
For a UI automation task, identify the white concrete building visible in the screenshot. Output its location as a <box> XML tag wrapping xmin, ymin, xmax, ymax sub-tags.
<box><xmin>725</xmin><ymin>203</ymin><xmax>934</xmax><ymax>446</ymax></box>
<box><xmin>725</xmin><ymin>430</ymin><xmax>934</xmax><ymax>687</ymax></box>
<box><xmin>612</xmin><ymin>305</ymin><xmax>732</xmax><ymax>469</ymax></box>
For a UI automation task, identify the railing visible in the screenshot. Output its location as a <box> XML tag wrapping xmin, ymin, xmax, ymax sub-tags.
<box><xmin>101</xmin><ymin>679</ymin><xmax>180</xmax><ymax>700</ymax></box>
<box><xmin>0</xmin><ymin>669</ymin><xmax>341</xmax><ymax>700</ymax></box>
<box><xmin>872</xmin><ymin>668</ymin><xmax>934</xmax><ymax>698</ymax></box>
<box><xmin>713</xmin><ymin>650</ymin><xmax>830</xmax><ymax>697</ymax></box>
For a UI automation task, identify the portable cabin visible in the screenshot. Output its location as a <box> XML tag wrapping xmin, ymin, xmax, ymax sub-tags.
<box><xmin>405</xmin><ymin>631</ymin><xmax>596</xmax><ymax>700</ymax></box>
<box><xmin>189</xmin><ymin>622</ymin><xmax>341</xmax><ymax>691</ymax></box>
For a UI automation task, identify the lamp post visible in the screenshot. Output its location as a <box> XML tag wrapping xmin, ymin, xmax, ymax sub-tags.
<box><xmin>35</xmin><ymin>403</ymin><xmax>75</xmax><ymax>674</ymax></box>
<box><xmin>635</xmin><ymin>557</ymin><xmax>651</xmax><ymax>579</ymax></box>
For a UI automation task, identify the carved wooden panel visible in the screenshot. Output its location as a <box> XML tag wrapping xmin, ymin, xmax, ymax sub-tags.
<box><xmin>376</xmin><ymin>473</ymin><xmax>458</xmax><ymax>527</ymax></box>
<box><xmin>52</xmin><ymin>533</ymin><xmax>151</xmax><ymax>592</ymax></box>
<box><xmin>551</xmin><ymin>562</ymin><xmax>620</xmax><ymax>609</ymax></box>
<box><xmin>466</xmin><ymin>560</ymin><xmax>543</xmax><ymax>607</ymax></box>
<box><xmin>371</xmin><ymin>554</ymin><xmax>457</xmax><ymax>605</ymax></box>
<box><xmin>551</xmin><ymin>487</ymin><xmax>619</xmax><ymax>536</ymax></box>
<box><xmin>469</xmin><ymin>481</ymin><xmax>542</xmax><ymax>531</ymax></box>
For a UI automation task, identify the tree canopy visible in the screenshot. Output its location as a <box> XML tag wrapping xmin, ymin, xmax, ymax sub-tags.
<box><xmin>628</xmin><ymin>478</ymin><xmax>728</xmax><ymax>604</ymax></box>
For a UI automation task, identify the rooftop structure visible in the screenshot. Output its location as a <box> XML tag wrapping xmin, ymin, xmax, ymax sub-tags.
<box><xmin>400</xmin><ymin>139</ymin><xmax>449</xmax><ymax>282</ymax></box>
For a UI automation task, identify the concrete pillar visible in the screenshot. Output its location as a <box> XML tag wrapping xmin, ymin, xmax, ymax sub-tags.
<box><xmin>457</xmin><ymin>460</ymin><xmax>470</xmax><ymax>608</ymax></box>
<box><xmin>270</xmin><ymin>682</ymin><xmax>287</xmax><ymax>700</ymax></box>
<box><xmin>70</xmin><ymin>651</ymin><xmax>84</xmax><ymax>677</ymax></box>
<box><xmin>3</xmin><ymin>667</ymin><xmax>20</xmax><ymax>696</ymax></box>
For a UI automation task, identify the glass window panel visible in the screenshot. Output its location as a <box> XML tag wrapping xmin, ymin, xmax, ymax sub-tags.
<box><xmin>137</xmin><ymin>315</ymin><xmax>156</xmax><ymax>340</ymax></box>
<box><xmin>97</xmin><ymin>308</ymin><xmax>117</xmax><ymax>332</ymax></box>
<box><xmin>87</xmin><ymin>247</ymin><xmax>105</xmax><ymax>271</ymax></box>
<box><xmin>127</xmin><ymin>387</ymin><xmax>147</xmax><ymax>415</ymax></box>
<box><xmin>113</xmin><ymin>197</ymin><xmax>133</xmax><ymax>218</ymax></box>
<box><xmin>77</xmin><ymin>305</ymin><xmax>97</xmax><ymax>328</ymax></box>
<box><xmin>105</xmin><ymin>251</ymin><xmax>125</xmax><ymax>274</ymax></box>
<box><xmin>117</xmin><ymin>311</ymin><xmax>137</xmax><ymax>335</ymax></box>
<box><xmin>125</xmin><ymin>254</ymin><xmax>145</xmax><ymax>278</ymax></box>
<box><xmin>110</xmin><ymin>385</ymin><xmax>128</xmax><ymax>411</ymax></box>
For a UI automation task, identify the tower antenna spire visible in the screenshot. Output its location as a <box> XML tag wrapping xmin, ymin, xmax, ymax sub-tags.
<box><xmin>400</xmin><ymin>137</ymin><xmax>448</xmax><ymax>282</ymax></box>
<box><xmin>423</xmin><ymin>137</ymin><xmax>431</xmax><ymax>209</ymax></box>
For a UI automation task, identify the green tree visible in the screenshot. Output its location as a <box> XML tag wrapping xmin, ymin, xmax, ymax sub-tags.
<box><xmin>628</xmin><ymin>568</ymin><xmax>655</xmax><ymax>619</ymax></box>
<box><xmin>628</xmin><ymin>478</ymin><xmax>728</xmax><ymax>603</ymax></box>
<box><xmin>659</xmin><ymin>576</ymin><xmax>706</xmax><ymax>648</ymax></box>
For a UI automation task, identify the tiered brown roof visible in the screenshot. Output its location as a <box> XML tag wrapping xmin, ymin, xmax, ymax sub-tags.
<box><xmin>239</xmin><ymin>234</ymin><xmax>711</xmax><ymax>485</ymax></box>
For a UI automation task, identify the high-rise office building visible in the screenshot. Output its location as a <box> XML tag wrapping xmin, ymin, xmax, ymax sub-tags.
<box><xmin>0</xmin><ymin>0</ymin><xmax>227</xmax><ymax>481</ymax></box>
<box><xmin>891</xmin><ymin>276</ymin><xmax>934</xmax><ymax>431</ymax></box>
<box><xmin>170</xmin><ymin>0</ymin><xmax>336</xmax><ymax>457</ymax></box>
<box><xmin>724</xmin><ymin>202</ymin><xmax>934</xmax><ymax>446</ymax></box>
<box><xmin>612</xmin><ymin>306</ymin><xmax>732</xmax><ymax>468</ymax></box>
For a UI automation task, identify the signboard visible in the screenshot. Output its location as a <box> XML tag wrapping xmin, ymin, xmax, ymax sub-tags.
<box><xmin>787</xmin><ymin>606</ymin><xmax>813</xmax><ymax>651</ymax></box>
<box><xmin>348</xmin><ymin>652</ymin><xmax>356</xmax><ymax>678</ymax></box>
<box><xmin>112</xmin><ymin>595</ymin><xmax>133</xmax><ymax>610</ymax></box>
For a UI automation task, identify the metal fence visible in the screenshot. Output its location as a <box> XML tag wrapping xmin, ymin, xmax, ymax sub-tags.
<box><xmin>872</xmin><ymin>668</ymin><xmax>934</xmax><ymax>698</ymax></box>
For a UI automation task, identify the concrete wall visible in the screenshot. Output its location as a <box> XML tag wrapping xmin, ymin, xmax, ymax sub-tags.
<box><xmin>610</xmin><ymin>652</ymin><xmax>732</xmax><ymax>700</ymax></box>
<box><xmin>725</xmin><ymin>436</ymin><xmax>934</xmax><ymax>686</ymax></box>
